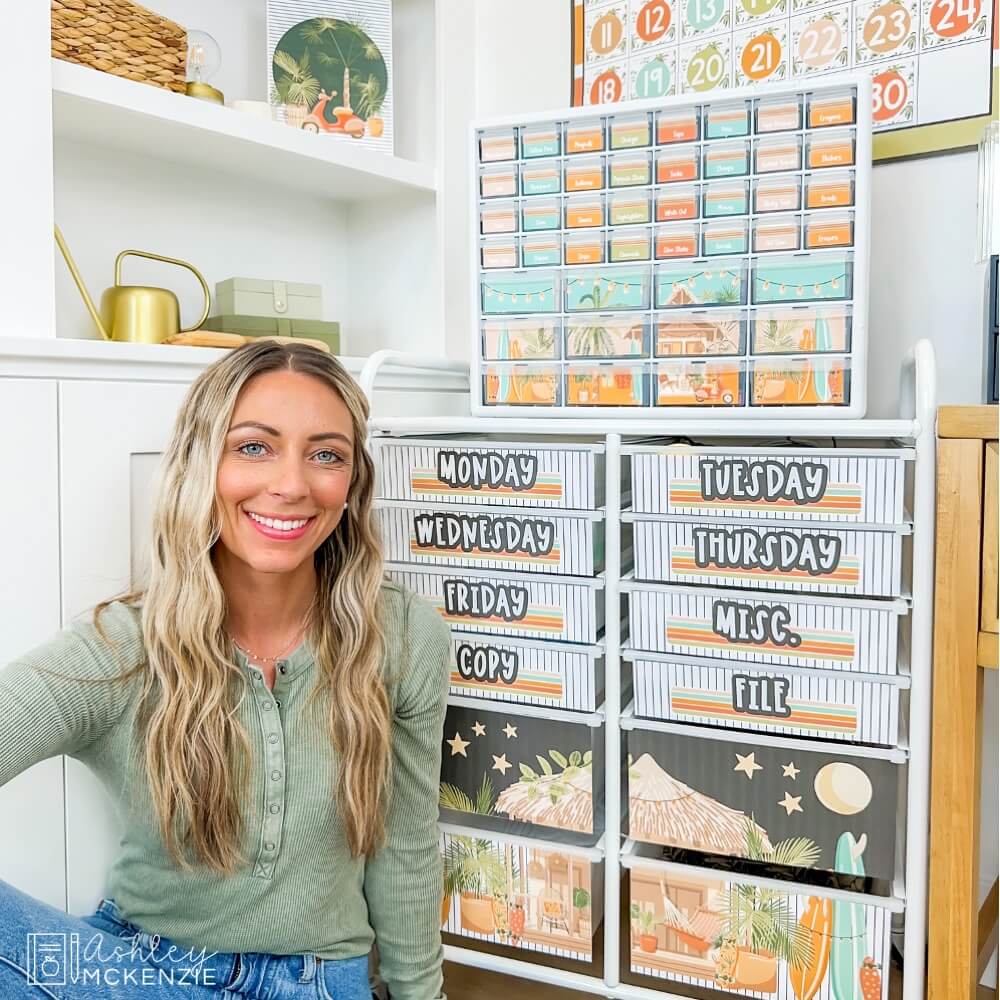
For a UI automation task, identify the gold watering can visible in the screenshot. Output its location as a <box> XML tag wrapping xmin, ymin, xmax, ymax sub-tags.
<box><xmin>54</xmin><ymin>225</ymin><xmax>210</xmax><ymax>344</ymax></box>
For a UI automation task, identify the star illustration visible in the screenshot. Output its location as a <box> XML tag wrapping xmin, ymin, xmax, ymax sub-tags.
<box><xmin>779</xmin><ymin>791</ymin><xmax>803</xmax><ymax>816</ymax></box>
<box><xmin>782</xmin><ymin>761</ymin><xmax>800</xmax><ymax>780</ymax></box>
<box><xmin>734</xmin><ymin>751</ymin><xmax>763</xmax><ymax>780</ymax></box>
<box><xmin>445</xmin><ymin>732</ymin><xmax>470</xmax><ymax>757</ymax></box>
<box><xmin>492</xmin><ymin>753</ymin><xmax>512</xmax><ymax>775</ymax></box>
<box><xmin>503</xmin><ymin>723</ymin><xmax>518</xmax><ymax>739</ymax></box>
<box><xmin>472</xmin><ymin>721</ymin><xmax>486</xmax><ymax>737</ymax></box>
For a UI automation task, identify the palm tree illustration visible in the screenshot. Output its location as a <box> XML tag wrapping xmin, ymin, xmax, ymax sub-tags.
<box><xmin>272</xmin><ymin>50</ymin><xmax>321</xmax><ymax>109</ymax></box>
<box><xmin>572</xmin><ymin>282</ymin><xmax>616</xmax><ymax>356</ymax></box>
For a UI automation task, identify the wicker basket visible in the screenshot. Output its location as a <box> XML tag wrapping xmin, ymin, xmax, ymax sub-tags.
<box><xmin>51</xmin><ymin>0</ymin><xmax>187</xmax><ymax>94</ymax></box>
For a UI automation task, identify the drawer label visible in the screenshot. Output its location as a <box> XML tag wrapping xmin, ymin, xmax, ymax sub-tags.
<box><xmin>700</xmin><ymin>458</ymin><xmax>829</xmax><ymax>504</ymax></box>
<box><xmin>438</xmin><ymin>580</ymin><xmax>563</xmax><ymax>633</ymax></box>
<box><xmin>411</xmin><ymin>512</ymin><xmax>558</xmax><ymax>563</ymax></box>
<box><xmin>712</xmin><ymin>599</ymin><xmax>801</xmax><ymax>647</ymax></box>
<box><xmin>411</xmin><ymin>451</ymin><xmax>565</xmax><ymax>501</ymax></box>
<box><xmin>450</xmin><ymin>642</ymin><xmax>565</xmax><ymax>701</ymax></box>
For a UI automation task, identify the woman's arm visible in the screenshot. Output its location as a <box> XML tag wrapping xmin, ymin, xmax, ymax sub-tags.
<box><xmin>364</xmin><ymin>589</ymin><xmax>451</xmax><ymax>1000</ymax></box>
<box><xmin>0</xmin><ymin>602</ymin><xmax>141</xmax><ymax>787</ymax></box>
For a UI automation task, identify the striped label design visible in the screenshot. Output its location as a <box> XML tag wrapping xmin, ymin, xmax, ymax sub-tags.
<box><xmin>670</xmin><ymin>477</ymin><xmax>863</xmax><ymax>514</ymax></box>
<box><xmin>411</xmin><ymin>469</ymin><xmax>564</xmax><ymax>500</ymax></box>
<box><xmin>450</xmin><ymin>667</ymin><xmax>563</xmax><ymax>699</ymax></box>
<box><xmin>666</xmin><ymin>615</ymin><xmax>856</xmax><ymax>661</ymax></box>
<box><xmin>436</xmin><ymin>598</ymin><xmax>564</xmax><ymax>634</ymax></box>
<box><xmin>670</xmin><ymin>546</ymin><xmax>860</xmax><ymax>585</ymax></box>
<box><xmin>670</xmin><ymin>687</ymin><xmax>858</xmax><ymax>734</ymax></box>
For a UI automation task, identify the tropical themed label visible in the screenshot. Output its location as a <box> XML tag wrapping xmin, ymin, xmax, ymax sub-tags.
<box><xmin>566</xmin><ymin>315</ymin><xmax>650</xmax><ymax>357</ymax></box>
<box><xmin>630</xmin><ymin>656</ymin><xmax>901</xmax><ymax>743</ymax></box>
<box><xmin>482</xmin><ymin>318</ymin><xmax>560</xmax><ymax>361</ymax></box>
<box><xmin>655</xmin><ymin>309</ymin><xmax>745</xmax><ymax>355</ymax></box>
<box><xmin>752</xmin><ymin>255</ymin><xmax>852</xmax><ymax>303</ymax></box>
<box><xmin>752</xmin><ymin>306</ymin><xmax>852</xmax><ymax>354</ymax></box>
<box><xmin>654</xmin><ymin>360</ymin><xmax>745</xmax><ymax>406</ymax></box>
<box><xmin>450</xmin><ymin>636</ymin><xmax>602</xmax><ymax>711</ymax></box>
<box><xmin>656</xmin><ymin>262</ymin><xmax>746</xmax><ymax>308</ymax></box>
<box><xmin>751</xmin><ymin>357</ymin><xmax>850</xmax><ymax>406</ymax></box>
<box><xmin>566</xmin><ymin>269</ymin><xmax>651</xmax><ymax>311</ymax></box>
<box><xmin>441</xmin><ymin>829</ymin><xmax>601</xmax><ymax>960</ymax></box>
<box><xmin>481</xmin><ymin>273</ymin><xmax>559</xmax><ymax>315</ymax></box>
<box><xmin>626</xmin><ymin>730</ymin><xmax>898</xmax><ymax>883</ymax></box>
<box><xmin>441</xmin><ymin>704</ymin><xmax>600</xmax><ymax>834</ymax></box>
<box><xmin>483</xmin><ymin>366</ymin><xmax>560</xmax><ymax>406</ymax></box>
<box><xmin>628</xmin><ymin>857</ymin><xmax>892</xmax><ymax>997</ymax></box>
<box><xmin>567</xmin><ymin>364</ymin><xmax>649</xmax><ymax>405</ymax></box>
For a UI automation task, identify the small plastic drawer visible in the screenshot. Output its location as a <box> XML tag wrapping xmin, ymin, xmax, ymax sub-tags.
<box><xmin>478</xmin><ymin>126</ymin><xmax>518</xmax><ymax>163</ymax></box>
<box><xmin>566</xmin><ymin>267</ymin><xmax>652</xmax><ymax>312</ymax></box>
<box><xmin>805</xmin><ymin>170</ymin><xmax>855</xmax><ymax>209</ymax></box>
<box><xmin>655</xmin><ymin>145</ymin><xmax>700</xmax><ymax>184</ymax></box>
<box><xmin>754</xmin><ymin>93</ymin><xmax>803</xmax><ymax>133</ymax></box>
<box><xmin>482</xmin><ymin>363</ymin><xmax>561</xmax><ymax>406</ymax></box>
<box><xmin>754</xmin><ymin>175</ymin><xmax>802</xmax><ymax>214</ymax></box>
<box><xmin>805</xmin><ymin>210</ymin><xmax>855</xmax><ymax>249</ymax></box>
<box><xmin>807</xmin><ymin>129</ymin><xmax>857</xmax><ymax>170</ymax></box>
<box><xmin>565</xmin><ymin>116</ymin><xmax>606</xmax><ymax>154</ymax></box>
<box><xmin>566</xmin><ymin>363</ymin><xmax>648</xmax><ymax>406</ymax></box>
<box><xmin>628</xmin><ymin>514</ymin><xmax>907</xmax><ymax>596</ymax></box>
<box><xmin>481</xmin><ymin>316</ymin><xmax>561</xmax><ymax>360</ymax></box>
<box><xmin>751</xmin><ymin>355</ymin><xmax>851</xmax><ymax>407</ymax></box>
<box><xmin>609</xmin><ymin>190</ymin><xmax>652</xmax><ymax>226</ymax></box>
<box><xmin>656</xmin><ymin>107</ymin><xmax>700</xmax><ymax>144</ymax></box>
<box><xmin>702</xmin><ymin>219</ymin><xmax>748</xmax><ymax>256</ymax></box>
<box><xmin>754</xmin><ymin>134</ymin><xmax>803</xmax><ymax>173</ymax></box>
<box><xmin>609</xmin><ymin>150</ymin><xmax>653</xmax><ymax>188</ymax></box>
<box><xmin>808</xmin><ymin>86</ymin><xmax>857</xmax><ymax>129</ymax></box>
<box><xmin>565</xmin><ymin>155</ymin><xmax>606</xmax><ymax>193</ymax></box>
<box><xmin>626</xmin><ymin>850</ymin><xmax>897</xmax><ymax>992</ymax></box>
<box><xmin>377</xmin><ymin>499</ymin><xmax>605</xmax><ymax>575</ymax></box>
<box><xmin>565</xmin><ymin>230</ymin><xmax>606</xmax><ymax>265</ymax></box>
<box><xmin>480</xmin><ymin>200</ymin><xmax>519</xmax><ymax>235</ymax></box>
<box><xmin>441</xmin><ymin>823</ymin><xmax>604</xmax><ymax>960</ymax></box>
<box><xmin>565</xmin><ymin>314</ymin><xmax>650</xmax><ymax>359</ymax></box>
<box><xmin>520</xmin><ymin>160</ymin><xmax>562</xmax><ymax>197</ymax></box>
<box><xmin>481</xmin><ymin>235</ymin><xmax>519</xmax><ymax>270</ymax></box>
<box><xmin>750</xmin><ymin>304</ymin><xmax>853</xmax><ymax>354</ymax></box>
<box><xmin>654</xmin><ymin>184</ymin><xmax>700</xmax><ymax>222</ymax></box>
<box><xmin>653</xmin><ymin>359</ymin><xmax>745</xmax><ymax>407</ymax></box>
<box><xmin>704</xmin><ymin>99</ymin><xmax>751</xmax><ymax>139</ymax></box>
<box><xmin>656</xmin><ymin>259</ymin><xmax>747</xmax><ymax>308</ymax></box>
<box><xmin>624</xmin><ymin>579</ymin><xmax>906</xmax><ymax>673</ymax></box>
<box><xmin>624</xmin><ymin>441</ymin><xmax>912</xmax><ymax>522</ymax></box>
<box><xmin>440</xmin><ymin>700</ymin><xmax>602</xmax><ymax>835</ymax></box>
<box><xmin>610</xmin><ymin>111</ymin><xmax>653</xmax><ymax>149</ymax></box>
<box><xmin>609</xmin><ymin>226</ymin><xmax>653</xmax><ymax>263</ymax></box>
<box><xmin>449</xmin><ymin>633</ymin><xmax>604</xmax><ymax>711</ymax></box>
<box><xmin>654</xmin><ymin>309</ymin><xmax>745</xmax><ymax>356</ymax></box>
<box><xmin>521</xmin><ymin>197</ymin><xmax>562</xmax><ymax>231</ymax></box>
<box><xmin>703</xmin><ymin>181</ymin><xmax>749</xmax><ymax>218</ymax></box>
<box><xmin>703</xmin><ymin>140</ymin><xmax>750</xmax><ymax>179</ymax></box>
<box><xmin>521</xmin><ymin>233</ymin><xmax>562</xmax><ymax>268</ymax></box>
<box><xmin>521</xmin><ymin>121</ymin><xmax>561</xmax><ymax>159</ymax></box>
<box><xmin>654</xmin><ymin>222</ymin><xmax>700</xmax><ymax>260</ymax></box>
<box><xmin>626</xmin><ymin>648</ymin><xmax>905</xmax><ymax>744</ymax></box>
<box><xmin>480</xmin><ymin>163</ymin><xmax>518</xmax><ymax>198</ymax></box>
<box><xmin>752</xmin><ymin>253</ymin><xmax>853</xmax><ymax>304</ymax></box>
<box><xmin>753</xmin><ymin>214</ymin><xmax>802</xmax><ymax>253</ymax></box>
<box><xmin>623</xmin><ymin>730</ymin><xmax>901</xmax><ymax>886</ymax></box>
<box><xmin>481</xmin><ymin>269</ymin><xmax>560</xmax><ymax>314</ymax></box>
<box><xmin>564</xmin><ymin>192</ymin><xmax>606</xmax><ymax>229</ymax></box>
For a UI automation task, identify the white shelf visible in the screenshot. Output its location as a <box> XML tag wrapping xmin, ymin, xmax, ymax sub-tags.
<box><xmin>51</xmin><ymin>59</ymin><xmax>437</xmax><ymax>203</ymax></box>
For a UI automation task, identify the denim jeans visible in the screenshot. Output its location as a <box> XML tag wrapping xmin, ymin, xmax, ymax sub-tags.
<box><xmin>0</xmin><ymin>877</ymin><xmax>371</xmax><ymax>999</ymax></box>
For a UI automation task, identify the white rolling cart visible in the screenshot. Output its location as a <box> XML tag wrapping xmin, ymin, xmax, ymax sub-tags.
<box><xmin>359</xmin><ymin>339</ymin><xmax>936</xmax><ymax>1000</ymax></box>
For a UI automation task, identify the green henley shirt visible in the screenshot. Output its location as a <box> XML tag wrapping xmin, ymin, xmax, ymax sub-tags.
<box><xmin>0</xmin><ymin>580</ymin><xmax>451</xmax><ymax>1000</ymax></box>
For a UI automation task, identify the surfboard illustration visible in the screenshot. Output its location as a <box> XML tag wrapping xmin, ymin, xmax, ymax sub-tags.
<box><xmin>831</xmin><ymin>832</ymin><xmax>869</xmax><ymax>1000</ymax></box>
<box><xmin>812</xmin><ymin>315</ymin><xmax>832</xmax><ymax>401</ymax></box>
<box><xmin>790</xmin><ymin>895</ymin><xmax>832</xmax><ymax>1000</ymax></box>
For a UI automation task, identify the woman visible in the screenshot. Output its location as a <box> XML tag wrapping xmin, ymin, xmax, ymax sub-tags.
<box><xmin>0</xmin><ymin>341</ymin><xmax>451</xmax><ymax>1000</ymax></box>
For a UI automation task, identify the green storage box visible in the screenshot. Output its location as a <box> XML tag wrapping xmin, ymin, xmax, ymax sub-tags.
<box><xmin>202</xmin><ymin>315</ymin><xmax>340</xmax><ymax>354</ymax></box>
<box><xmin>215</xmin><ymin>278</ymin><xmax>321</xmax><ymax>320</ymax></box>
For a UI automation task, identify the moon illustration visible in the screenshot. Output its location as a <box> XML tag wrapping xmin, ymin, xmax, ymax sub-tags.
<box><xmin>813</xmin><ymin>762</ymin><xmax>872</xmax><ymax>815</ymax></box>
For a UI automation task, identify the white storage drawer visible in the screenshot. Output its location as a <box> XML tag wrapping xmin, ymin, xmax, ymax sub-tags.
<box><xmin>376</xmin><ymin>500</ymin><xmax>604</xmax><ymax>576</ymax></box>
<box><xmin>374</xmin><ymin>436</ymin><xmax>608</xmax><ymax>509</ymax></box>
<box><xmin>626</xmin><ymin>443</ymin><xmax>912</xmax><ymax>523</ymax></box>
<box><xmin>627</xmin><ymin>649</ymin><xmax>905</xmax><ymax>745</ymax></box>
<box><xmin>625</xmin><ymin>581</ymin><xmax>905</xmax><ymax>674</ymax></box>
<box><xmin>628</xmin><ymin>513</ymin><xmax>908</xmax><ymax>597</ymax></box>
<box><xmin>450</xmin><ymin>633</ymin><xmax>603</xmax><ymax>712</ymax></box>
<box><xmin>387</xmin><ymin>562</ymin><xmax>605</xmax><ymax>644</ymax></box>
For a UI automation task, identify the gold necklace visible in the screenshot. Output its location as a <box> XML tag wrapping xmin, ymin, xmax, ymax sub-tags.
<box><xmin>228</xmin><ymin>608</ymin><xmax>311</xmax><ymax>664</ymax></box>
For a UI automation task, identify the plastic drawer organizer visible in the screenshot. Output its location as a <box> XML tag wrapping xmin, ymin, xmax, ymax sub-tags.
<box><xmin>471</xmin><ymin>74</ymin><xmax>872</xmax><ymax>417</ymax></box>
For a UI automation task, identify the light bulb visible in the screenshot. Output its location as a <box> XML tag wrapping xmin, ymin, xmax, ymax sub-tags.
<box><xmin>186</xmin><ymin>30</ymin><xmax>224</xmax><ymax>104</ymax></box>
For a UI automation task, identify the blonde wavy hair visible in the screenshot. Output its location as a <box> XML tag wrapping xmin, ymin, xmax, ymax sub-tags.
<box><xmin>69</xmin><ymin>341</ymin><xmax>390</xmax><ymax>874</ymax></box>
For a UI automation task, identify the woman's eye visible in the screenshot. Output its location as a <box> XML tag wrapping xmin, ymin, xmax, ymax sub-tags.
<box><xmin>237</xmin><ymin>441</ymin><xmax>267</xmax><ymax>457</ymax></box>
<box><xmin>236</xmin><ymin>441</ymin><xmax>343</xmax><ymax>465</ymax></box>
<box><xmin>314</xmin><ymin>450</ymin><xmax>344</xmax><ymax>465</ymax></box>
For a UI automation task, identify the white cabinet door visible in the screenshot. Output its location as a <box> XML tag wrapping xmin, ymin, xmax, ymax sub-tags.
<box><xmin>0</xmin><ymin>379</ymin><xmax>67</xmax><ymax>907</ymax></box>
<box><xmin>59</xmin><ymin>379</ymin><xmax>188</xmax><ymax>916</ymax></box>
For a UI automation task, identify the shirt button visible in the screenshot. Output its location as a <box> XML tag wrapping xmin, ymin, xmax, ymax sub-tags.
<box><xmin>264</xmin><ymin>842</ymin><xmax>275</xmax><ymax>852</ymax></box>
<box><xmin>279</xmin><ymin>665</ymin><xmax>287</xmax><ymax>674</ymax></box>
<box><xmin>269</xmin><ymin>804</ymin><xmax>280</xmax><ymax>814</ymax></box>
<box><xmin>271</xmin><ymin>770</ymin><xmax>282</xmax><ymax>781</ymax></box>
<box><xmin>275</xmin><ymin>700</ymin><xmax>282</xmax><ymax>708</ymax></box>
<box><xmin>267</xmin><ymin>734</ymin><xmax>279</xmax><ymax>744</ymax></box>
<box><xmin>262</xmin><ymin>702</ymin><xmax>272</xmax><ymax>711</ymax></box>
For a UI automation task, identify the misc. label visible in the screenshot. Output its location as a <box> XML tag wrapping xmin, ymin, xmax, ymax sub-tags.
<box><xmin>454</xmin><ymin>641</ymin><xmax>520</xmax><ymax>684</ymax></box>
<box><xmin>437</xmin><ymin>450</ymin><xmax>539</xmax><ymax>492</ymax></box>
<box><xmin>691</xmin><ymin>526</ymin><xmax>842</xmax><ymax>576</ymax></box>
<box><xmin>731</xmin><ymin>673</ymin><xmax>791</xmax><ymax>717</ymax></box>
<box><xmin>699</xmin><ymin>458</ymin><xmax>829</xmax><ymax>505</ymax></box>
<box><xmin>412</xmin><ymin>511</ymin><xmax>556</xmax><ymax>559</ymax></box>
<box><xmin>443</xmin><ymin>580</ymin><xmax>529</xmax><ymax>622</ymax></box>
<box><xmin>711</xmin><ymin>599</ymin><xmax>802</xmax><ymax>647</ymax></box>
